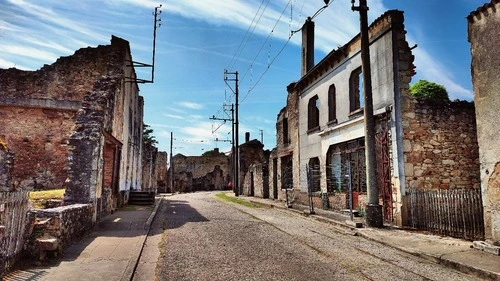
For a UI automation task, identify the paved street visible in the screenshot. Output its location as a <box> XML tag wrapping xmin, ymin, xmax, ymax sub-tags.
<box><xmin>155</xmin><ymin>192</ymin><xmax>482</xmax><ymax>281</ymax></box>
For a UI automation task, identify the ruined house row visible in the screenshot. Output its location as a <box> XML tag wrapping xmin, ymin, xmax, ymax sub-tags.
<box><xmin>0</xmin><ymin>36</ymin><xmax>168</xmax><ymax>220</ymax></box>
<box><xmin>239</xmin><ymin>2</ymin><xmax>499</xmax><ymax>246</ymax></box>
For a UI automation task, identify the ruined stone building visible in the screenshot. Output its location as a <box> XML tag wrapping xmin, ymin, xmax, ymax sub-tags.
<box><xmin>0</xmin><ymin>36</ymin><xmax>145</xmax><ymax>219</ymax></box>
<box><xmin>238</xmin><ymin>133</ymin><xmax>270</xmax><ymax>197</ymax></box>
<box><xmin>156</xmin><ymin>151</ymin><xmax>169</xmax><ymax>192</ymax></box>
<box><xmin>141</xmin><ymin>144</ymin><xmax>168</xmax><ymax>192</ymax></box>
<box><xmin>171</xmin><ymin>148</ymin><xmax>229</xmax><ymax>192</ymax></box>
<box><xmin>268</xmin><ymin>10</ymin><xmax>482</xmax><ymax>238</ymax></box>
<box><xmin>468</xmin><ymin>0</ymin><xmax>500</xmax><ymax>245</ymax></box>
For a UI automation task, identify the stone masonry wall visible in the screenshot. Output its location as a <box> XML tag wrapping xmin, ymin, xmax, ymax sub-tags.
<box><xmin>26</xmin><ymin>204</ymin><xmax>94</xmax><ymax>259</ymax></box>
<box><xmin>172</xmin><ymin>153</ymin><xmax>229</xmax><ymax>192</ymax></box>
<box><xmin>402</xmin><ymin>99</ymin><xmax>480</xmax><ymax>191</ymax></box>
<box><xmin>240</xmin><ymin>140</ymin><xmax>266</xmax><ymax>196</ymax></box>
<box><xmin>65</xmin><ymin>77</ymin><xmax>120</xmax><ymax>205</ymax></box>
<box><xmin>156</xmin><ymin>152</ymin><xmax>168</xmax><ymax>193</ymax></box>
<box><xmin>141</xmin><ymin>143</ymin><xmax>158</xmax><ymax>191</ymax></box>
<box><xmin>0</xmin><ymin>143</ymin><xmax>14</xmax><ymax>191</ymax></box>
<box><xmin>468</xmin><ymin>0</ymin><xmax>500</xmax><ymax>244</ymax></box>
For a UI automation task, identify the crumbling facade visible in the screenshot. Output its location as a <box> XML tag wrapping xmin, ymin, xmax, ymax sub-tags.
<box><xmin>156</xmin><ymin>151</ymin><xmax>168</xmax><ymax>193</ymax></box>
<box><xmin>142</xmin><ymin>144</ymin><xmax>165</xmax><ymax>192</ymax></box>
<box><xmin>278</xmin><ymin>11</ymin><xmax>417</xmax><ymax>223</ymax></box>
<box><xmin>239</xmin><ymin>135</ymin><xmax>269</xmax><ymax>197</ymax></box>
<box><xmin>468</xmin><ymin>0</ymin><xmax>500</xmax><ymax>245</ymax></box>
<box><xmin>269</xmin><ymin>84</ymin><xmax>300</xmax><ymax>202</ymax></box>
<box><xmin>269</xmin><ymin>9</ymin><xmax>482</xmax><ymax>237</ymax></box>
<box><xmin>0</xmin><ymin>36</ymin><xmax>145</xmax><ymax>219</ymax></box>
<box><xmin>171</xmin><ymin>149</ymin><xmax>229</xmax><ymax>192</ymax></box>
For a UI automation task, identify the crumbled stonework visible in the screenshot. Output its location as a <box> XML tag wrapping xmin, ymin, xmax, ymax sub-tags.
<box><xmin>25</xmin><ymin>204</ymin><xmax>94</xmax><ymax>261</ymax></box>
<box><xmin>468</xmin><ymin>0</ymin><xmax>500</xmax><ymax>245</ymax></box>
<box><xmin>171</xmin><ymin>149</ymin><xmax>229</xmax><ymax>192</ymax></box>
<box><xmin>402</xmin><ymin>99</ymin><xmax>480</xmax><ymax>191</ymax></box>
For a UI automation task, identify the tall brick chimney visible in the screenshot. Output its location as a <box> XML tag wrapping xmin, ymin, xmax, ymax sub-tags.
<box><xmin>245</xmin><ymin>132</ymin><xmax>250</xmax><ymax>143</ymax></box>
<box><xmin>301</xmin><ymin>17</ymin><xmax>315</xmax><ymax>76</ymax></box>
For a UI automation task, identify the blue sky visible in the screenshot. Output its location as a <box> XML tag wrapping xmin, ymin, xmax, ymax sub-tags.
<box><xmin>0</xmin><ymin>0</ymin><xmax>486</xmax><ymax>156</ymax></box>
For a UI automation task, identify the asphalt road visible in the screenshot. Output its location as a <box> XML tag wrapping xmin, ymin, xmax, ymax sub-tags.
<box><xmin>154</xmin><ymin>192</ymin><xmax>482</xmax><ymax>281</ymax></box>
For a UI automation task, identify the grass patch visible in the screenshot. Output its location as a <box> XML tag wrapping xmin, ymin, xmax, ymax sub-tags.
<box><xmin>29</xmin><ymin>189</ymin><xmax>65</xmax><ymax>200</ymax></box>
<box><xmin>215</xmin><ymin>192</ymin><xmax>262</xmax><ymax>208</ymax></box>
<box><xmin>29</xmin><ymin>189</ymin><xmax>65</xmax><ymax>209</ymax></box>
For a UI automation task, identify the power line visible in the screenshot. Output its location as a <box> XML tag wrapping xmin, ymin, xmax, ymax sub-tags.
<box><xmin>213</xmin><ymin>0</ymin><xmax>293</xmax><ymax>120</ymax></box>
<box><xmin>226</xmin><ymin>0</ymin><xmax>270</xmax><ymax>71</ymax></box>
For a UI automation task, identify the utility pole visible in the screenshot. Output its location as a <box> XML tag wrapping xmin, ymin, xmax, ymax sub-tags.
<box><xmin>259</xmin><ymin>129</ymin><xmax>263</xmax><ymax>144</ymax></box>
<box><xmin>170</xmin><ymin>131</ymin><xmax>174</xmax><ymax>193</ymax></box>
<box><xmin>224</xmin><ymin>70</ymin><xmax>240</xmax><ymax>196</ymax></box>
<box><xmin>352</xmin><ymin>0</ymin><xmax>383</xmax><ymax>227</ymax></box>
<box><xmin>209</xmin><ymin>104</ymin><xmax>234</xmax><ymax>192</ymax></box>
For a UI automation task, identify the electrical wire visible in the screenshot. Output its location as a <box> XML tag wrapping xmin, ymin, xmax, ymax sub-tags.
<box><xmin>226</xmin><ymin>0</ymin><xmax>270</xmax><ymax>71</ymax></box>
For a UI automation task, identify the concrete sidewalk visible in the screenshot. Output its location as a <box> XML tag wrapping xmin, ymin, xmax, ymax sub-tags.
<box><xmin>232</xmin><ymin>193</ymin><xmax>500</xmax><ymax>281</ymax></box>
<box><xmin>3</xmin><ymin>198</ymin><xmax>162</xmax><ymax>281</ymax></box>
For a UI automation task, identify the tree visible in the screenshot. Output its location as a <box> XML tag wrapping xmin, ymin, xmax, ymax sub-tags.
<box><xmin>201</xmin><ymin>149</ymin><xmax>225</xmax><ymax>157</ymax></box>
<box><xmin>143</xmin><ymin>123</ymin><xmax>158</xmax><ymax>147</ymax></box>
<box><xmin>409</xmin><ymin>80</ymin><xmax>449</xmax><ymax>101</ymax></box>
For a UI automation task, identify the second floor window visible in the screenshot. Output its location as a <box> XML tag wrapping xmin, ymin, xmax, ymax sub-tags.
<box><xmin>308</xmin><ymin>95</ymin><xmax>320</xmax><ymax>131</ymax></box>
<box><xmin>328</xmin><ymin>84</ymin><xmax>337</xmax><ymax>123</ymax></box>
<box><xmin>282</xmin><ymin>117</ymin><xmax>289</xmax><ymax>145</ymax></box>
<box><xmin>349</xmin><ymin>67</ymin><xmax>364</xmax><ymax>112</ymax></box>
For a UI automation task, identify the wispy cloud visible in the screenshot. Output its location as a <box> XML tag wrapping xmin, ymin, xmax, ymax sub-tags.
<box><xmin>178</xmin><ymin>101</ymin><xmax>204</xmax><ymax>110</ymax></box>
<box><xmin>411</xmin><ymin>42</ymin><xmax>472</xmax><ymax>100</ymax></box>
<box><xmin>162</xmin><ymin>113</ymin><xmax>184</xmax><ymax>120</ymax></box>
<box><xmin>7</xmin><ymin>0</ymin><xmax>108</xmax><ymax>42</ymax></box>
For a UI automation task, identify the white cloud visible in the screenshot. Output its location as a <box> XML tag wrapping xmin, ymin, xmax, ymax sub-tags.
<box><xmin>411</xmin><ymin>44</ymin><xmax>472</xmax><ymax>101</ymax></box>
<box><xmin>2</xmin><ymin>44</ymin><xmax>59</xmax><ymax>63</ymax></box>
<box><xmin>6</xmin><ymin>0</ymin><xmax>108</xmax><ymax>42</ymax></box>
<box><xmin>162</xmin><ymin>113</ymin><xmax>184</xmax><ymax>120</ymax></box>
<box><xmin>178</xmin><ymin>101</ymin><xmax>203</xmax><ymax>110</ymax></box>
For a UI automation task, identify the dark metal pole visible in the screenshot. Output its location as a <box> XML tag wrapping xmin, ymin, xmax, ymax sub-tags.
<box><xmin>151</xmin><ymin>5</ymin><xmax>162</xmax><ymax>83</ymax></box>
<box><xmin>353</xmin><ymin>0</ymin><xmax>383</xmax><ymax>227</ymax></box>
<box><xmin>169</xmin><ymin>131</ymin><xmax>174</xmax><ymax>193</ymax></box>
<box><xmin>231</xmin><ymin>104</ymin><xmax>237</xmax><ymax>195</ymax></box>
<box><xmin>235</xmin><ymin>72</ymin><xmax>240</xmax><ymax>196</ymax></box>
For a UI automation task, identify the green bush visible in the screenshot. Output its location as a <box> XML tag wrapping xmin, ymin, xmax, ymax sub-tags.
<box><xmin>409</xmin><ymin>80</ymin><xmax>449</xmax><ymax>101</ymax></box>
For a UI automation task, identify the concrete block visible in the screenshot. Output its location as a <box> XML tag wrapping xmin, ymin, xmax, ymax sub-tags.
<box><xmin>472</xmin><ymin>241</ymin><xmax>500</xmax><ymax>256</ymax></box>
<box><xmin>345</xmin><ymin>220</ymin><xmax>363</xmax><ymax>228</ymax></box>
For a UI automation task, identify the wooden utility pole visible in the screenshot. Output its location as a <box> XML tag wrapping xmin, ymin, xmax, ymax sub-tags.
<box><xmin>352</xmin><ymin>0</ymin><xmax>383</xmax><ymax>227</ymax></box>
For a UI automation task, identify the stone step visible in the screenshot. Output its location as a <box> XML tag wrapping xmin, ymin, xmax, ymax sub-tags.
<box><xmin>129</xmin><ymin>191</ymin><xmax>155</xmax><ymax>205</ymax></box>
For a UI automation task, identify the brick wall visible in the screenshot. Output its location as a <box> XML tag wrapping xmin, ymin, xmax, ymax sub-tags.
<box><xmin>0</xmin><ymin>107</ymin><xmax>75</xmax><ymax>190</ymax></box>
<box><xmin>402</xmin><ymin>99</ymin><xmax>480</xmax><ymax>190</ymax></box>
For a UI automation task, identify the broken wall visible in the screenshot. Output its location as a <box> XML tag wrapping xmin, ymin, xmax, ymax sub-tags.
<box><xmin>402</xmin><ymin>99</ymin><xmax>480</xmax><ymax>191</ymax></box>
<box><xmin>240</xmin><ymin>139</ymin><xmax>266</xmax><ymax>196</ymax></box>
<box><xmin>156</xmin><ymin>151</ymin><xmax>168</xmax><ymax>193</ymax></box>
<box><xmin>468</xmin><ymin>0</ymin><xmax>500</xmax><ymax>245</ymax></box>
<box><xmin>172</xmin><ymin>153</ymin><xmax>229</xmax><ymax>192</ymax></box>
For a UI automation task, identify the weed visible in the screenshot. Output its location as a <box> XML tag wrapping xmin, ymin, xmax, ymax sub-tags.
<box><xmin>215</xmin><ymin>192</ymin><xmax>262</xmax><ymax>208</ymax></box>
